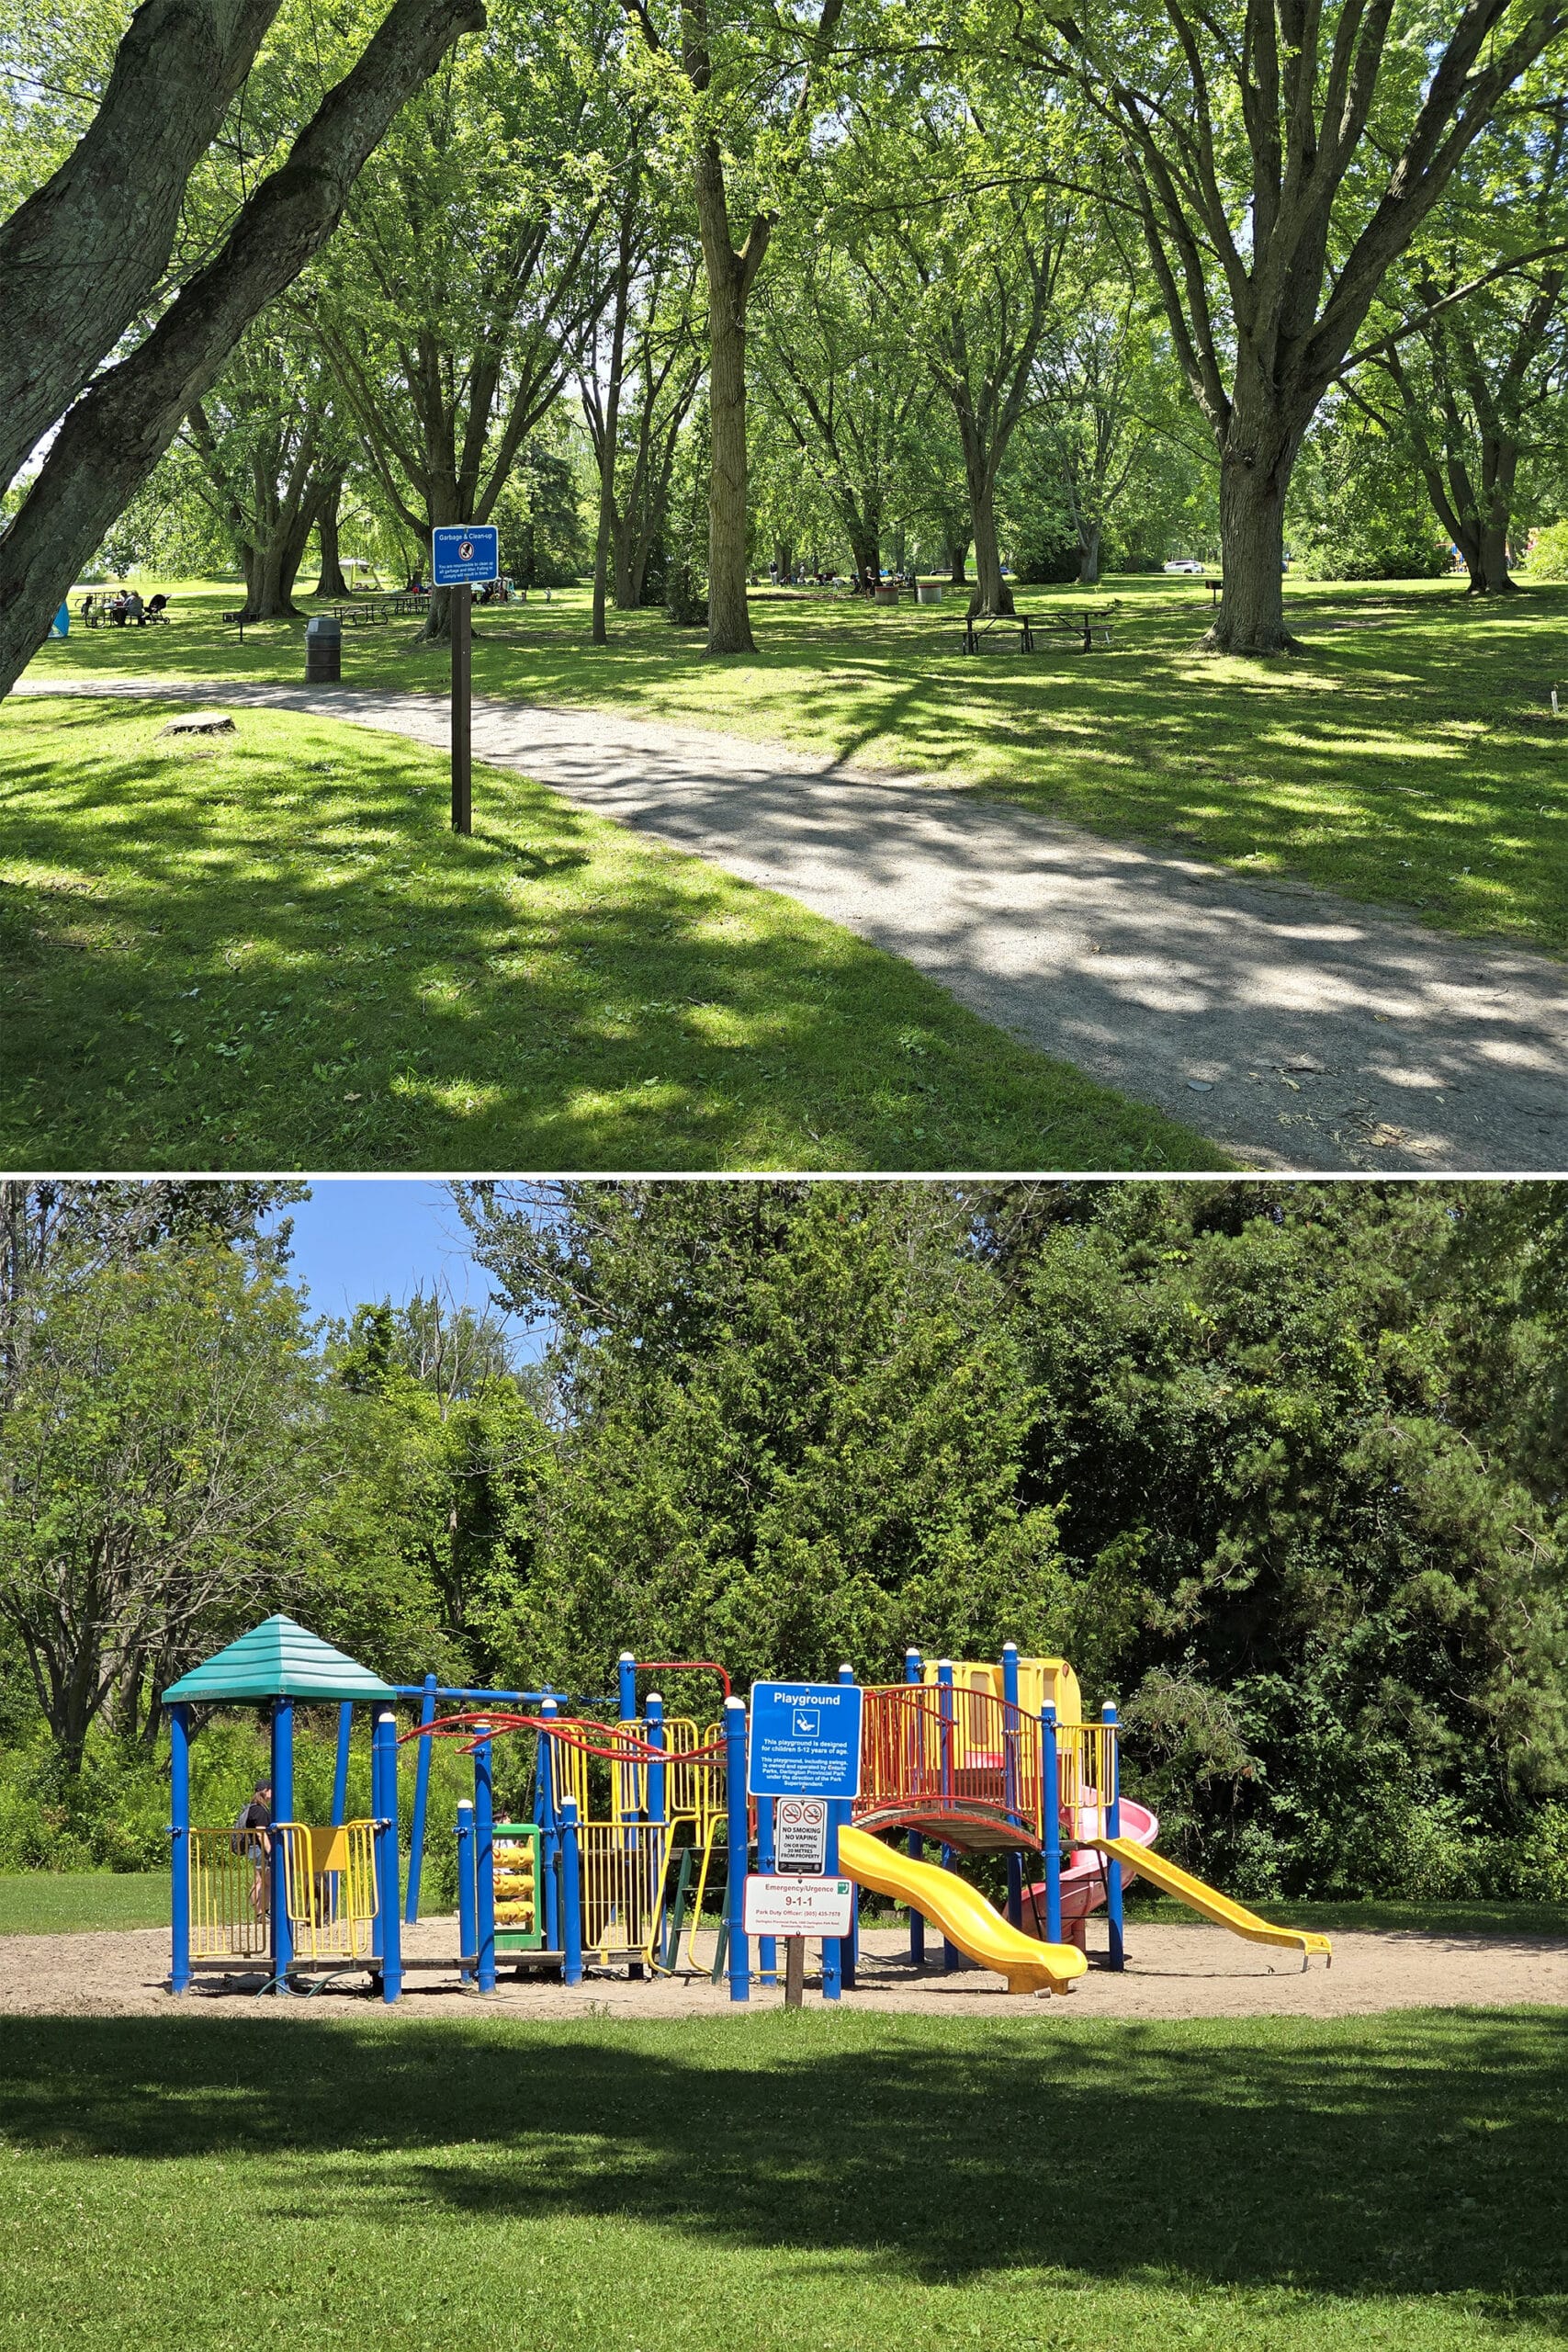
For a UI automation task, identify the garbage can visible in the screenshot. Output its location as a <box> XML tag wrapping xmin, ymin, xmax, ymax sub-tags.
<box><xmin>305</xmin><ymin>614</ymin><xmax>342</xmax><ymax>684</ymax></box>
<box><xmin>916</xmin><ymin>582</ymin><xmax>943</xmax><ymax>605</ymax></box>
<box><xmin>874</xmin><ymin>583</ymin><xmax>900</xmax><ymax>605</ymax></box>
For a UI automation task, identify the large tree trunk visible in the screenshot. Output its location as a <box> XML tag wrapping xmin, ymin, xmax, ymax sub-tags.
<box><xmin>592</xmin><ymin>214</ymin><xmax>633</xmax><ymax>647</ymax></box>
<box><xmin>848</xmin><ymin>531</ymin><xmax>879</xmax><ymax>586</ymax></box>
<box><xmin>243</xmin><ymin>492</ymin><xmax>317</xmax><ymax>618</ymax></box>
<box><xmin>0</xmin><ymin>0</ymin><xmax>287</xmax><ymax>491</ymax></box>
<box><xmin>704</xmin><ymin>243</ymin><xmax>756</xmax><ymax>655</ymax></box>
<box><xmin>1480</xmin><ymin>518</ymin><xmax>1517</xmax><ymax>594</ymax></box>
<box><xmin>1077</xmin><ymin>524</ymin><xmax>1102</xmax><ymax>586</ymax></box>
<box><xmin>1203</xmin><ymin>427</ymin><xmax>1302</xmax><ymax>654</ymax></box>
<box><xmin>964</xmin><ymin>466</ymin><xmax>1012</xmax><ymax>618</ymax></box>
<box><xmin>247</xmin><ymin>538</ymin><xmax>300</xmax><ymax>619</ymax></box>
<box><xmin>612</xmin><ymin>515</ymin><xmax>640</xmax><ymax>608</ymax></box>
<box><xmin>1478</xmin><ymin>438</ymin><xmax>1520</xmax><ymax>592</ymax></box>
<box><xmin>314</xmin><ymin>475</ymin><xmax>349</xmax><ymax>595</ymax></box>
<box><xmin>948</xmin><ymin>538</ymin><xmax>968</xmax><ymax>585</ymax></box>
<box><xmin>0</xmin><ymin>0</ymin><xmax>485</xmax><ymax>699</ymax></box>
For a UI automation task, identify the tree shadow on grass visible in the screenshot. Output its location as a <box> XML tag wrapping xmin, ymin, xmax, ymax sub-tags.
<box><xmin>3</xmin><ymin>2010</ymin><xmax>1566</xmax><ymax>2319</ymax></box>
<box><xmin>2</xmin><ymin>699</ymin><xmax>1196</xmax><ymax>1171</ymax></box>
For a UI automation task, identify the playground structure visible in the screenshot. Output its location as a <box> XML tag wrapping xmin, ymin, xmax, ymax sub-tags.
<box><xmin>164</xmin><ymin>1620</ymin><xmax>1329</xmax><ymax>2004</ymax></box>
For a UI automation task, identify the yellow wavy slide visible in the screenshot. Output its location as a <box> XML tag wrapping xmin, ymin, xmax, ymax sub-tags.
<box><xmin>1095</xmin><ymin>1838</ymin><xmax>1332</xmax><ymax>1968</ymax></box>
<box><xmin>838</xmin><ymin>1824</ymin><xmax>1086</xmax><ymax>1994</ymax></box>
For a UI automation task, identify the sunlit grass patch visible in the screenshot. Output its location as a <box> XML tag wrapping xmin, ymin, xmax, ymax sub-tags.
<box><xmin>0</xmin><ymin>2006</ymin><xmax>1565</xmax><ymax>2347</ymax></box>
<box><xmin>1</xmin><ymin>696</ymin><xmax>1224</xmax><ymax>1172</ymax></box>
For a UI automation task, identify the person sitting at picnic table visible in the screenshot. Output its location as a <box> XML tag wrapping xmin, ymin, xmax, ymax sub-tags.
<box><xmin>108</xmin><ymin>590</ymin><xmax>130</xmax><ymax>625</ymax></box>
<box><xmin>125</xmin><ymin>589</ymin><xmax>145</xmax><ymax>626</ymax></box>
<box><xmin>79</xmin><ymin>593</ymin><xmax>96</xmax><ymax>626</ymax></box>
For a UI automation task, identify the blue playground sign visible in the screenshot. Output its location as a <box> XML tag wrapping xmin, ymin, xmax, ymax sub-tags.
<box><xmin>748</xmin><ymin>1681</ymin><xmax>863</xmax><ymax>1800</ymax></box>
<box><xmin>431</xmin><ymin>525</ymin><xmax>499</xmax><ymax>586</ymax></box>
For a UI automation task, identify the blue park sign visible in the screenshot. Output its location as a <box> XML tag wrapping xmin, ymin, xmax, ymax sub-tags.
<box><xmin>748</xmin><ymin>1681</ymin><xmax>863</xmax><ymax>1801</ymax></box>
<box><xmin>431</xmin><ymin>525</ymin><xmax>500</xmax><ymax>586</ymax></box>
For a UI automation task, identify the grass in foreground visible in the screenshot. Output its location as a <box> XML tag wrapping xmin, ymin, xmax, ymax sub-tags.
<box><xmin>0</xmin><ymin>697</ymin><xmax>1223</xmax><ymax>1170</ymax></box>
<box><xmin>0</xmin><ymin>1872</ymin><xmax>170</xmax><ymax>1936</ymax></box>
<box><xmin>29</xmin><ymin>572</ymin><xmax>1568</xmax><ymax>955</ymax></box>
<box><xmin>2</xmin><ymin>2007</ymin><xmax>1565</xmax><ymax>2349</ymax></box>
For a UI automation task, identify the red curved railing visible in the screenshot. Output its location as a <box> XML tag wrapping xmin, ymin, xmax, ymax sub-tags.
<box><xmin>855</xmin><ymin>1685</ymin><xmax>1043</xmax><ymax>1841</ymax></box>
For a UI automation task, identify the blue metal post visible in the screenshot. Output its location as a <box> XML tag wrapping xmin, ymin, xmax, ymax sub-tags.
<box><xmin>373</xmin><ymin>1711</ymin><xmax>402</xmax><ymax>2003</ymax></box>
<box><xmin>332</xmin><ymin>1702</ymin><xmax>352</xmax><ymax>1826</ymax></box>
<box><xmin>169</xmin><ymin>1703</ymin><xmax>191</xmax><ymax>1995</ymax></box>
<box><xmin>404</xmin><ymin>1671</ymin><xmax>438</xmax><ymax>1923</ymax></box>
<box><xmin>1103</xmin><ymin>1702</ymin><xmax>1124</xmax><ymax>1972</ymax></box>
<box><xmin>724</xmin><ymin>1699</ymin><xmax>750</xmax><ymax>2003</ymax></box>
<box><xmin>635</xmin><ymin>1691</ymin><xmax>667</xmax><ymax>1984</ymax></box>
<box><xmin>560</xmin><ymin>1797</ymin><xmax>583</xmax><ymax>1985</ymax></box>
<box><xmin>646</xmin><ymin>1690</ymin><xmax>667</xmax><ymax>1828</ymax></box>
<box><xmin>937</xmin><ymin>1660</ymin><xmax>959</xmax><ymax>1971</ymax></box>
<box><xmin>905</xmin><ymin>1647</ymin><xmax>924</xmax><ymax>1967</ymax></box>
<box><xmin>457</xmin><ymin>1798</ymin><xmax>476</xmax><ymax>1983</ymax></box>
<box><xmin>617</xmin><ymin>1651</ymin><xmax>639</xmax><ymax>1829</ymax></box>
<box><xmin>1002</xmin><ymin>1643</ymin><xmax>1024</xmax><ymax>1929</ymax></box>
<box><xmin>1042</xmin><ymin>1704</ymin><xmax>1063</xmax><ymax>1946</ymax></box>
<box><xmin>473</xmin><ymin>1720</ymin><xmax>496</xmax><ymax>1993</ymax></box>
<box><xmin>820</xmin><ymin>1782</ymin><xmax>842</xmax><ymax>2003</ymax></box>
<box><xmin>755</xmin><ymin>1796</ymin><xmax>778</xmax><ymax>1985</ymax></box>
<box><xmin>536</xmin><ymin>1697</ymin><xmax>559</xmax><ymax>1956</ymax></box>
<box><xmin>838</xmin><ymin>1661</ymin><xmax>858</xmax><ymax>1991</ymax></box>
<box><xmin>369</xmin><ymin>1717</ymin><xmax>385</xmax><ymax>1963</ymax></box>
<box><xmin>270</xmin><ymin>1698</ymin><xmax>294</xmax><ymax>1987</ymax></box>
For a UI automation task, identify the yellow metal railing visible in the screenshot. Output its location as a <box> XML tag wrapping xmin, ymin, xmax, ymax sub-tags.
<box><xmin>578</xmin><ymin>1822</ymin><xmax>669</xmax><ymax>1963</ymax></box>
<box><xmin>666</xmin><ymin>1718</ymin><xmax>723</xmax><ymax>1834</ymax></box>
<box><xmin>677</xmin><ymin>1812</ymin><xmax>726</xmax><ymax>1973</ymax></box>
<box><xmin>189</xmin><ymin>1825</ymin><xmax>272</xmax><ymax>1960</ymax></box>
<box><xmin>276</xmin><ymin>1821</ymin><xmax>379</xmax><ymax>1962</ymax></box>
<box><xmin>550</xmin><ymin>1717</ymin><xmax>721</xmax><ymax>1832</ymax></box>
<box><xmin>553</xmin><ymin>1729</ymin><xmax>592</xmax><ymax>1824</ymax></box>
<box><xmin>1055</xmin><ymin>1723</ymin><xmax>1118</xmax><ymax>1845</ymax></box>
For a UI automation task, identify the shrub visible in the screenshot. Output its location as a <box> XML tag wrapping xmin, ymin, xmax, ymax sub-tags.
<box><xmin>1010</xmin><ymin>531</ymin><xmax>1082</xmax><ymax>584</ymax></box>
<box><xmin>1525</xmin><ymin>521</ymin><xmax>1568</xmax><ymax>581</ymax></box>
<box><xmin>665</xmin><ymin>561</ymin><xmax>708</xmax><ymax>628</ymax></box>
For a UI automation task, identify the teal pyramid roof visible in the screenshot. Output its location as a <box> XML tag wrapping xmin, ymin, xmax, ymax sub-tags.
<box><xmin>163</xmin><ymin>1615</ymin><xmax>398</xmax><ymax>1704</ymax></box>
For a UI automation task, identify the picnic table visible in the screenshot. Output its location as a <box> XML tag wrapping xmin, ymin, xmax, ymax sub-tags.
<box><xmin>330</xmin><ymin>590</ymin><xmax>431</xmax><ymax>625</ymax></box>
<box><xmin>961</xmin><ymin>605</ymin><xmax>1114</xmax><ymax>654</ymax></box>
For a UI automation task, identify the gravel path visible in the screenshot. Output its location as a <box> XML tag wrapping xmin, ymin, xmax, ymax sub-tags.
<box><xmin>20</xmin><ymin>676</ymin><xmax>1568</xmax><ymax>1171</ymax></box>
<box><xmin>5</xmin><ymin>1919</ymin><xmax>1565</xmax><ymax>2022</ymax></box>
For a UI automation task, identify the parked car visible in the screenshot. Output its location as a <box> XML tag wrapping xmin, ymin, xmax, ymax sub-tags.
<box><xmin>1163</xmin><ymin>558</ymin><xmax>1206</xmax><ymax>574</ymax></box>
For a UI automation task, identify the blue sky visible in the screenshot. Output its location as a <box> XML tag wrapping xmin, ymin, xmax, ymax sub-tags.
<box><xmin>265</xmin><ymin>1180</ymin><xmax>540</xmax><ymax>1350</ymax></box>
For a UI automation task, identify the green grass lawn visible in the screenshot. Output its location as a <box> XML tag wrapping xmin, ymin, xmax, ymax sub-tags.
<box><xmin>2</xmin><ymin>2007</ymin><xmax>1565</xmax><ymax>2348</ymax></box>
<box><xmin>0</xmin><ymin>1872</ymin><xmax>170</xmax><ymax>1935</ymax></box>
<box><xmin>28</xmin><ymin>571</ymin><xmax>1568</xmax><ymax>955</ymax></box>
<box><xmin>1</xmin><ymin>696</ymin><xmax>1224</xmax><ymax>1170</ymax></box>
<box><xmin>1127</xmin><ymin>1895</ymin><xmax>1568</xmax><ymax>1940</ymax></box>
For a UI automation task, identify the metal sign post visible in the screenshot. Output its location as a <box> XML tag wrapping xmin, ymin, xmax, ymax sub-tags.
<box><xmin>451</xmin><ymin>582</ymin><xmax>471</xmax><ymax>834</ymax></box>
<box><xmin>431</xmin><ymin>526</ymin><xmax>499</xmax><ymax>835</ymax></box>
<box><xmin>772</xmin><ymin>1797</ymin><xmax>827</xmax><ymax>2007</ymax></box>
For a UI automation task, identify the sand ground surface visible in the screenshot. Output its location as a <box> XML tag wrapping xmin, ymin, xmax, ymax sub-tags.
<box><xmin>17</xmin><ymin>677</ymin><xmax>1568</xmax><ymax>1173</ymax></box>
<box><xmin>6</xmin><ymin>1920</ymin><xmax>1566</xmax><ymax>2024</ymax></box>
